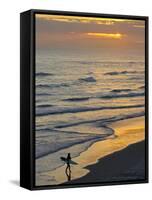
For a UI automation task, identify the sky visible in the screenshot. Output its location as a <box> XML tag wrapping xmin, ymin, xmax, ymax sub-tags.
<box><xmin>35</xmin><ymin>14</ymin><xmax>145</xmax><ymax>57</ymax></box>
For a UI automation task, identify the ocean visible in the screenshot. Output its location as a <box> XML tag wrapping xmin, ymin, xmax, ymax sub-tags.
<box><xmin>35</xmin><ymin>48</ymin><xmax>145</xmax><ymax>182</ymax></box>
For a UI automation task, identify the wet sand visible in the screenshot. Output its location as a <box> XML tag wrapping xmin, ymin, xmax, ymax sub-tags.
<box><xmin>65</xmin><ymin>140</ymin><xmax>145</xmax><ymax>185</ymax></box>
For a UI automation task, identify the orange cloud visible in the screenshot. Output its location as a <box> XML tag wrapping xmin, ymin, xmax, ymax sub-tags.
<box><xmin>36</xmin><ymin>14</ymin><xmax>140</xmax><ymax>25</ymax></box>
<box><xmin>85</xmin><ymin>32</ymin><xmax>125</xmax><ymax>39</ymax></box>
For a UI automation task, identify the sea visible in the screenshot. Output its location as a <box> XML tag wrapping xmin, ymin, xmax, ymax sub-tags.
<box><xmin>35</xmin><ymin>48</ymin><xmax>145</xmax><ymax>179</ymax></box>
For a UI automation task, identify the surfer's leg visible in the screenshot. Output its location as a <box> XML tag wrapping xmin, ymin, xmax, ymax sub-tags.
<box><xmin>69</xmin><ymin>165</ymin><xmax>71</xmax><ymax>173</ymax></box>
<box><xmin>65</xmin><ymin>165</ymin><xmax>68</xmax><ymax>174</ymax></box>
<box><xmin>65</xmin><ymin>165</ymin><xmax>71</xmax><ymax>181</ymax></box>
<box><xmin>67</xmin><ymin>164</ymin><xmax>71</xmax><ymax>172</ymax></box>
<box><xmin>68</xmin><ymin>170</ymin><xmax>71</xmax><ymax>181</ymax></box>
<box><xmin>68</xmin><ymin>165</ymin><xmax>71</xmax><ymax>181</ymax></box>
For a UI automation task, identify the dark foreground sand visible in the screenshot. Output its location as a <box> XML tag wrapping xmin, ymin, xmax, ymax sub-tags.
<box><xmin>63</xmin><ymin>140</ymin><xmax>146</xmax><ymax>185</ymax></box>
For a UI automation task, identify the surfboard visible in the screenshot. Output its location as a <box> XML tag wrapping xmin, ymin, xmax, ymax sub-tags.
<box><xmin>60</xmin><ymin>157</ymin><xmax>78</xmax><ymax>165</ymax></box>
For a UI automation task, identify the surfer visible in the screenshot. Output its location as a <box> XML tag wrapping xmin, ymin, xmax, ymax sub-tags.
<box><xmin>66</xmin><ymin>153</ymin><xmax>71</xmax><ymax>174</ymax></box>
<box><xmin>60</xmin><ymin>153</ymin><xmax>78</xmax><ymax>181</ymax></box>
<box><xmin>60</xmin><ymin>153</ymin><xmax>72</xmax><ymax>181</ymax></box>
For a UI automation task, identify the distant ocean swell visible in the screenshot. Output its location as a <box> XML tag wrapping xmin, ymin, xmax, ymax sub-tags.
<box><xmin>36</xmin><ymin>91</ymin><xmax>144</xmax><ymax>103</ymax></box>
<box><xmin>64</xmin><ymin>60</ymin><xmax>144</xmax><ymax>65</ymax></box>
<box><xmin>36</xmin><ymin>72</ymin><xmax>144</xmax><ymax>89</ymax></box>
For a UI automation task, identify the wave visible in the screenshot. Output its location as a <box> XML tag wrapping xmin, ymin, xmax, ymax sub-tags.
<box><xmin>36</xmin><ymin>92</ymin><xmax>51</xmax><ymax>96</ymax></box>
<box><xmin>36</xmin><ymin>72</ymin><xmax>53</xmax><ymax>77</ymax></box>
<box><xmin>53</xmin><ymin>111</ymin><xmax>145</xmax><ymax>129</ymax></box>
<box><xmin>66</xmin><ymin>60</ymin><xmax>101</xmax><ymax>65</ymax></box>
<box><xmin>79</xmin><ymin>76</ymin><xmax>96</xmax><ymax>83</ymax></box>
<box><xmin>37</xmin><ymin>104</ymin><xmax>54</xmax><ymax>108</ymax></box>
<box><xmin>96</xmin><ymin>111</ymin><xmax>145</xmax><ymax>127</ymax></box>
<box><xmin>36</xmin><ymin>104</ymin><xmax>144</xmax><ymax>116</ymax></box>
<box><xmin>104</xmin><ymin>71</ymin><xmax>137</xmax><ymax>76</ymax></box>
<box><xmin>111</xmin><ymin>89</ymin><xmax>132</xmax><ymax>93</ymax></box>
<box><xmin>36</xmin><ymin>83</ymin><xmax>69</xmax><ymax>89</ymax></box>
<box><xmin>66</xmin><ymin>60</ymin><xmax>144</xmax><ymax>65</ymax></box>
<box><xmin>101</xmin><ymin>92</ymin><xmax>144</xmax><ymax>99</ymax></box>
<box><xmin>36</xmin><ymin>133</ymin><xmax>111</xmax><ymax>159</ymax></box>
<box><xmin>79</xmin><ymin>61</ymin><xmax>95</xmax><ymax>65</ymax></box>
<box><xmin>139</xmin><ymin>85</ymin><xmax>145</xmax><ymax>89</ymax></box>
<box><xmin>63</xmin><ymin>97</ymin><xmax>90</xmax><ymax>102</ymax></box>
<box><xmin>129</xmin><ymin>76</ymin><xmax>143</xmax><ymax>80</ymax></box>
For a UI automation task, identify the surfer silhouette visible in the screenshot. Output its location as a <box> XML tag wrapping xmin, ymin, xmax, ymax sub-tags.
<box><xmin>65</xmin><ymin>153</ymin><xmax>71</xmax><ymax>181</ymax></box>
<box><xmin>66</xmin><ymin>153</ymin><xmax>71</xmax><ymax>173</ymax></box>
<box><xmin>60</xmin><ymin>153</ymin><xmax>71</xmax><ymax>181</ymax></box>
<box><xmin>60</xmin><ymin>153</ymin><xmax>78</xmax><ymax>181</ymax></box>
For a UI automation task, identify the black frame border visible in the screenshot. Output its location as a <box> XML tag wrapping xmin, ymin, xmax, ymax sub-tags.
<box><xmin>21</xmin><ymin>9</ymin><xmax>149</xmax><ymax>190</ymax></box>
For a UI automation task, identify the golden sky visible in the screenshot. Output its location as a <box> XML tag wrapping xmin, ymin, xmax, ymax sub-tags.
<box><xmin>35</xmin><ymin>14</ymin><xmax>145</xmax><ymax>55</ymax></box>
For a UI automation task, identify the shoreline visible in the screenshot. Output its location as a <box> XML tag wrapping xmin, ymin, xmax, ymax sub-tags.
<box><xmin>36</xmin><ymin>116</ymin><xmax>145</xmax><ymax>186</ymax></box>
<box><xmin>64</xmin><ymin>140</ymin><xmax>145</xmax><ymax>185</ymax></box>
